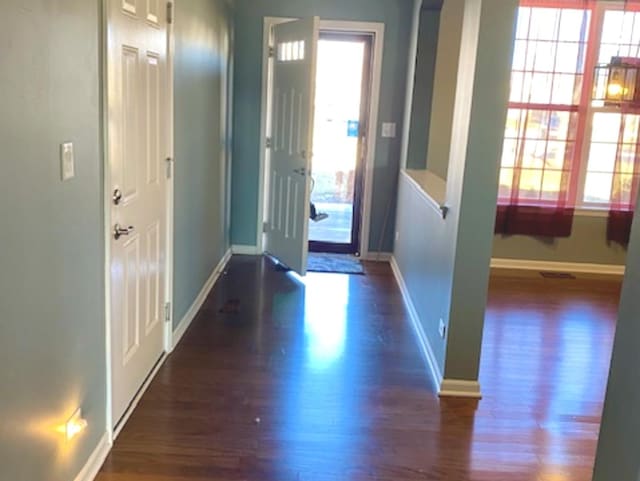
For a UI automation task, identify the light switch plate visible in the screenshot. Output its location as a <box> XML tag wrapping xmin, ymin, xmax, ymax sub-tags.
<box><xmin>381</xmin><ymin>122</ymin><xmax>397</xmax><ymax>138</ymax></box>
<box><xmin>60</xmin><ymin>142</ymin><xmax>75</xmax><ymax>181</ymax></box>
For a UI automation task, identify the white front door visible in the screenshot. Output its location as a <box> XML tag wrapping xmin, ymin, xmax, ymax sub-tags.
<box><xmin>265</xmin><ymin>17</ymin><xmax>319</xmax><ymax>275</ymax></box>
<box><xmin>107</xmin><ymin>0</ymin><xmax>169</xmax><ymax>428</ymax></box>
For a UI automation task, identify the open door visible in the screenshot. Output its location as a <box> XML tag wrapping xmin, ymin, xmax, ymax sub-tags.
<box><xmin>264</xmin><ymin>17</ymin><xmax>319</xmax><ymax>275</ymax></box>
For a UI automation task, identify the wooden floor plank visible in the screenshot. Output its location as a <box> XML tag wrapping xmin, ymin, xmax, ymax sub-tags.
<box><xmin>97</xmin><ymin>256</ymin><xmax>621</xmax><ymax>481</ymax></box>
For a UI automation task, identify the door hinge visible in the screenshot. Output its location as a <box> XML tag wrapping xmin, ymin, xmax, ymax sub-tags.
<box><xmin>164</xmin><ymin>302</ymin><xmax>172</xmax><ymax>323</ymax></box>
<box><xmin>167</xmin><ymin>2</ymin><xmax>174</xmax><ymax>25</ymax></box>
<box><xmin>263</xmin><ymin>221</ymin><xmax>269</xmax><ymax>233</ymax></box>
<box><xmin>266</xmin><ymin>137</ymin><xmax>272</xmax><ymax>149</ymax></box>
<box><xmin>268</xmin><ymin>46</ymin><xmax>275</xmax><ymax>58</ymax></box>
<box><xmin>165</xmin><ymin>157</ymin><xmax>174</xmax><ymax>179</ymax></box>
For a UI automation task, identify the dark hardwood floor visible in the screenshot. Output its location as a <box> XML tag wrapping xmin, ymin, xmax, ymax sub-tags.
<box><xmin>97</xmin><ymin>256</ymin><xmax>622</xmax><ymax>481</ymax></box>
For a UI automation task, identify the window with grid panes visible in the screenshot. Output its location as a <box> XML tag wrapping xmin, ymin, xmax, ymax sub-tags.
<box><xmin>499</xmin><ymin>2</ymin><xmax>640</xmax><ymax>209</ymax></box>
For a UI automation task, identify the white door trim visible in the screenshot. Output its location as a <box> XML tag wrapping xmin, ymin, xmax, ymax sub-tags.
<box><xmin>256</xmin><ymin>17</ymin><xmax>385</xmax><ymax>259</ymax></box>
<box><xmin>102</xmin><ymin>0</ymin><xmax>175</xmax><ymax>443</ymax></box>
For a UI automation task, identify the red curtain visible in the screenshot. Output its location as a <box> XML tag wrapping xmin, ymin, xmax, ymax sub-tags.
<box><xmin>607</xmin><ymin>114</ymin><xmax>640</xmax><ymax>245</ymax></box>
<box><xmin>495</xmin><ymin>108</ymin><xmax>579</xmax><ymax>238</ymax></box>
<box><xmin>496</xmin><ymin>205</ymin><xmax>574</xmax><ymax>237</ymax></box>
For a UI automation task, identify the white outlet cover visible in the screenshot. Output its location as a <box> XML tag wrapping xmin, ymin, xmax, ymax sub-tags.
<box><xmin>381</xmin><ymin>122</ymin><xmax>397</xmax><ymax>138</ymax></box>
<box><xmin>61</xmin><ymin>142</ymin><xmax>75</xmax><ymax>181</ymax></box>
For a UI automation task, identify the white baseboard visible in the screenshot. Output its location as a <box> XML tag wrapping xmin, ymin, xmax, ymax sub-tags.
<box><xmin>171</xmin><ymin>248</ymin><xmax>232</xmax><ymax>351</ymax></box>
<box><xmin>439</xmin><ymin>379</ymin><xmax>482</xmax><ymax>399</ymax></box>
<box><xmin>390</xmin><ymin>256</ymin><xmax>483</xmax><ymax>399</ymax></box>
<box><xmin>232</xmin><ymin>244</ymin><xmax>261</xmax><ymax>255</ymax></box>
<box><xmin>491</xmin><ymin>257</ymin><xmax>625</xmax><ymax>276</ymax></box>
<box><xmin>360</xmin><ymin>251</ymin><xmax>392</xmax><ymax>262</ymax></box>
<box><xmin>73</xmin><ymin>432</ymin><xmax>111</xmax><ymax>481</ymax></box>
<box><xmin>390</xmin><ymin>256</ymin><xmax>444</xmax><ymax>389</ymax></box>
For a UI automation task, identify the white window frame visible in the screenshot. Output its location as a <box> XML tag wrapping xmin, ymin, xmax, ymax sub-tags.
<box><xmin>576</xmin><ymin>1</ymin><xmax>632</xmax><ymax>212</ymax></box>
<box><xmin>505</xmin><ymin>1</ymin><xmax>639</xmax><ymax>214</ymax></box>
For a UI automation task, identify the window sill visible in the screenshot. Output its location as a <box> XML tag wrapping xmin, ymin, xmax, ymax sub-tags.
<box><xmin>575</xmin><ymin>208</ymin><xmax>609</xmax><ymax>218</ymax></box>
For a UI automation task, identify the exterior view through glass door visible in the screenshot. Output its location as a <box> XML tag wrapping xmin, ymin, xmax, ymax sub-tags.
<box><xmin>309</xmin><ymin>33</ymin><xmax>371</xmax><ymax>254</ymax></box>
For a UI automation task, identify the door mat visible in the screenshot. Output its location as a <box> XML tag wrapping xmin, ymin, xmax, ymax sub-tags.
<box><xmin>307</xmin><ymin>253</ymin><xmax>364</xmax><ymax>275</ymax></box>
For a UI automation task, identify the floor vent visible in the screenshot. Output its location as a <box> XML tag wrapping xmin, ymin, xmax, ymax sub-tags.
<box><xmin>540</xmin><ymin>271</ymin><xmax>576</xmax><ymax>279</ymax></box>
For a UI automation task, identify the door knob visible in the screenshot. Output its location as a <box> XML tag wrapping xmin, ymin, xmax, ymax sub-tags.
<box><xmin>113</xmin><ymin>188</ymin><xmax>123</xmax><ymax>205</ymax></box>
<box><xmin>113</xmin><ymin>224</ymin><xmax>135</xmax><ymax>240</ymax></box>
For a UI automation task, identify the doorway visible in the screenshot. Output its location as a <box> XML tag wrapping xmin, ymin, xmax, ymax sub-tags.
<box><xmin>258</xmin><ymin>19</ymin><xmax>384</xmax><ymax>265</ymax></box>
<box><xmin>309</xmin><ymin>33</ymin><xmax>373</xmax><ymax>255</ymax></box>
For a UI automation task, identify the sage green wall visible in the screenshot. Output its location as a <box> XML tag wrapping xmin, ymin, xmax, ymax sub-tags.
<box><xmin>231</xmin><ymin>0</ymin><xmax>416</xmax><ymax>251</ymax></box>
<box><xmin>0</xmin><ymin>2</ymin><xmax>106</xmax><ymax>480</ymax></box>
<box><xmin>173</xmin><ymin>0</ymin><xmax>234</xmax><ymax>325</ymax></box>
<box><xmin>394</xmin><ymin>0</ymin><xmax>518</xmax><ymax>382</ymax></box>
<box><xmin>404</xmin><ymin>1</ymin><xmax>627</xmax><ymax>267</ymax></box>
<box><xmin>424</xmin><ymin>0</ymin><xmax>465</xmax><ymax>182</ymax></box>
<box><xmin>493</xmin><ymin>216</ymin><xmax>627</xmax><ymax>265</ymax></box>
<box><xmin>592</xmin><ymin>200</ymin><xmax>640</xmax><ymax>481</ymax></box>
<box><xmin>406</xmin><ymin>8</ymin><xmax>440</xmax><ymax>170</ymax></box>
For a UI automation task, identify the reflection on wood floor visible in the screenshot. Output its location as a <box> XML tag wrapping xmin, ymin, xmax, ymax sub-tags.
<box><xmin>97</xmin><ymin>256</ymin><xmax>622</xmax><ymax>481</ymax></box>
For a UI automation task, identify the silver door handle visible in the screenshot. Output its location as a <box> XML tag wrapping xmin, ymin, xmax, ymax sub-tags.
<box><xmin>113</xmin><ymin>224</ymin><xmax>135</xmax><ymax>240</ymax></box>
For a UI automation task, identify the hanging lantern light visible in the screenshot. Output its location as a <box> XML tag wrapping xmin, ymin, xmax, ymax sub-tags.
<box><xmin>592</xmin><ymin>1</ymin><xmax>640</xmax><ymax>107</ymax></box>
<box><xmin>594</xmin><ymin>57</ymin><xmax>640</xmax><ymax>106</ymax></box>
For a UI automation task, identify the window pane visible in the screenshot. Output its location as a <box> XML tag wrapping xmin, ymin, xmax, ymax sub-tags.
<box><xmin>551</xmin><ymin>74</ymin><xmax>577</xmax><ymax>104</ymax></box>
<box><xmin>516</xmin><ymin>8</ymin><xmax>531</xmax><ymax>40</ymax></box>
<box><xmin>505</xmin><ymin>109</ymin><xmax>524</xmax><ymax>138</ymax></box>
<box><xmin>600</xmin><ymin>11</ymin><xmax>640</xmax><ymax>64</ymax></box>
<box><xmin>555</xmin><ymin>43</ymin><xmax>581</xmax><ymax>73</ymax></box>
<box><xmin>548</xmin><ymin>112</ymin><xmax>570</xmax><ymax>140</ymax></box>
<box><xmin>620</xmin><ymin>145</ymin><xmax>637</xmax><ymax>174</ymax></box>
<box><xmin>623</xmin><ymin>115</ymin><xmax>640</xmax><ymax>144</ymax></box>
<box><xmin>546</xmin><ymin>141</ymin><xmax>567</xmax><ymax>170</ymax></box>
<box><xmin>522</xmin><ymin>140</ymin><xmax>546</xmax><ymax>169</ymax></box>
<box><xmin>525</xmin><ymin>110</ymin><xmax>549</xmax><ymax>138</ymax></box>
<box><xmin>519</xmin><ymin>169</ymin><xmax>544</xmax><ymax>200</ymax></box>
<box><xmin>559</xmin><ymin>9</ymin><xmax>589</xmax><ymax>43</ymax></box>
<box><xmin>587</xmin><ymin>143</ymin><xmax>617</xmax><ymax>173</ymax></box>
<box><xmin>533</xmin><ymin>41</ymin><xmax>557</xmax><ymax>72</ymax></box>
<box><xmin>531</xmin><ymin>73</ymin><xmax>553</xmax><ymax>103</ymax></box>
<box><xmin>584</xmin><ymin>172</ymin><xmax>613</xmax><ymax>203</ymax></box>
<box><xmin>541</xmin><ymin>170</ymin><xmax>563</xmax><ymax>200</ymax></box>
<box><xmin>502</xmin><ymin>139</ymin><xmax>517</xmax><ymax>168</ymax></box>
<box><xmin>611</xmin><ymin>173</ymin><xmax>635</xmax><ymax>204</ymax></box>
<box><xmin>530</xmin><ymin>8</ymin><xmax>560</xmax><ymax>40</ymax></box>
<box><xmin>510</xmin><ymin>72</ymin><xmax>524</xmax><ymax>103</ymax></box>
<box><xmin>591</xmin><ymin>113</ymin><xmax>622</xmax><ymax>143</ymax></box>
<box><xmin>512</xmin><ymin>40</ymin><xmax>527</xmax><ymax>71</ymax></box>
<box><xmin>601</xmin><ymin>11</ymin><xmax>624</xmax><ymax>44</ymax></box>
<box><xmin>499</xmin><ymin>168</ymin><xmax>514</xmax><ymax>198</ymax></box>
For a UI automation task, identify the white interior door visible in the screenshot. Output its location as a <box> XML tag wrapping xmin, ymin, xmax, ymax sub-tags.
<box><xmin>265</xmin><ymin>17</ymin><xmax>319</xmax><ymax>275</ymax></box>
<box><xmin>107</xmin><ymin>0</ymin><xmax>168</xmax><ymax>428</ymax></box>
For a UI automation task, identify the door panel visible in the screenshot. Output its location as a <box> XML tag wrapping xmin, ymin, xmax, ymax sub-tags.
<box><xmin>265</xmin><ymin>17</ymin><xmax>319</xmax><ymax>275</ymax></box>
<box><xmin>146</xmin><ymin>53</ymin><xmax>161</xmax><ymax>185</ymax></box>
<box><xmin>108</xmin><ymin>0</ymin><xmax>168</xmax><ymax>428</ymax></box>
<box><xmin>122</xmin><ymin>46</ymin><xmax>140</xmax><ymax>202</ymax></box>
